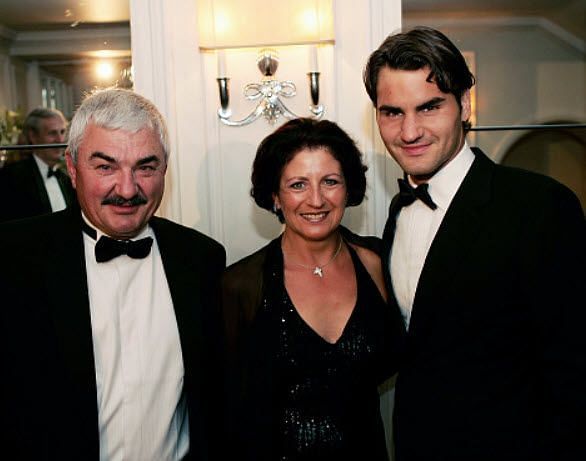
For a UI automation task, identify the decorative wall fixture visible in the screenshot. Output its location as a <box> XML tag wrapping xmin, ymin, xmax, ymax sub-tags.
<box><xmin>216</xmin><ymin>48</ymin><xmax>323</xmax><ymax>126</ymax></box>
<box><xmin>197</xmin><ymin>0</ymin><xmax>334</xmax><ymax>127</ymax></box>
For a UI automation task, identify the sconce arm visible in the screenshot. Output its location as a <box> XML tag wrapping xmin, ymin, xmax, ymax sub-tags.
<box><xmin>218</xmin><ymin>103</ymin><xmax>265</xmax><ymax>127</ymax></box>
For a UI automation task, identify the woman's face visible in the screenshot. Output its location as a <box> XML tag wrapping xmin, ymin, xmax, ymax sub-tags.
<box><xmin>274</xmin><ymin>147</ymin><xmax>347</xmax><ymax>242</ymax></box>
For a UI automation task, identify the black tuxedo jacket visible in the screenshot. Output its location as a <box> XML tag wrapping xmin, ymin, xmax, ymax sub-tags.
<box><xmin>0</xmin><ymin>208</ymin><xmax>226</xmax><ymax>460</ymax></box>
<box><xmin>0</xmin><ymin>155</ymin><xmax>76</xmax><ymax>223</ymax></box>
<box><xmin>383</xmin><ymin>148</ymin><xmax>585</xmax><ymax>461</ymax></box>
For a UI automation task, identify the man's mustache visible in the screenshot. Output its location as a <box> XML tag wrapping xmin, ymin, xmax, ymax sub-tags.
<box><xmin>102</xmin><ymin>194</ymin><xmax>148</xmax><ymax>206</ymax></box>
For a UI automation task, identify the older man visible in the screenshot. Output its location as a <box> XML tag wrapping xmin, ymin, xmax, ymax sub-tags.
<box><xmin>0</xmin><ymin>107</ymin><xmax>76</xmax><ymax>222</ymax></box>
<box><xmin>0</xmin><ymin>88</ymin><xmax>226</xmax><ymax>461</ymax></box>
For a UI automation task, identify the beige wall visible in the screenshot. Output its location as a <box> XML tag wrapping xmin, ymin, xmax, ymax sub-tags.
<box><xmin>130</xmin><ymin>0</ymin><xmax>404</xmax><ymax>264</ymax></box>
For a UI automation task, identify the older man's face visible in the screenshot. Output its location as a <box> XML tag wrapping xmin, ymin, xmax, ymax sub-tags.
<box><xmin>66</xmin><ymin>123</ymin><xmax>166</xmax><ymax>239</ymax></box>
<box><xmin>30</xmin><ymin>116</ymin><xmax>67</xmax><ymax>167</ymax></box>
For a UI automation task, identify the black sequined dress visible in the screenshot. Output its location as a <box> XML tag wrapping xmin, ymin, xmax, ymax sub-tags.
<box><xmin>270</xmin><ymin>244</ymin><xmax>393</xmax><ymax>460</ymax></box>
<box><xmin>222</xmin><ymin>232</ymin><xmax>404</xmax><ymax>461</ymax></box>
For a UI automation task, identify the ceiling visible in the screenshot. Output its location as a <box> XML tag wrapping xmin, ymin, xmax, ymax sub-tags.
<box><xmin>0</xmin><ymin>0</ymin><xmax>582</xmax><ymax>38</ymax></box>
<box><xmin>0</xmin><ymin>0</ymin><xmax>583</xmax><ymax>63</ymax></box>
<box><xmin>0</xmin><ymin>0</ymin><xmax>129</xmax><ymax>30</ymax></box>
<box><xmin>404</xmin><ymin>0</ymin><xmax>585</xmax><ymax>42</ymax></box>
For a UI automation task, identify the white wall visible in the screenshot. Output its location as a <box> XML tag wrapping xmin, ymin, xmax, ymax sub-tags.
<box><xmin>130</xmin><ymin>0</ymin><xmax>403</xmax><ymax>264</ymax></box>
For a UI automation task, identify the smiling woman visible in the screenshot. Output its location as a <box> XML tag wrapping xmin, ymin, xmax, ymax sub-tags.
<box><xmin>221</xmin><ymin>117</ymin><xmax>406</xmax><ymax>461</ymax></box>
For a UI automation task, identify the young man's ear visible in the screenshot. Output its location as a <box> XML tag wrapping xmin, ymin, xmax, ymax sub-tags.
<box><xmin>460</xmin><ymin>90</ymin><xmax>471</xmax><ymax>123</ymax></box>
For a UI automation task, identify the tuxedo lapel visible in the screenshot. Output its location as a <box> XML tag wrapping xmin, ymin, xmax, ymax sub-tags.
<box><xmin>152</xmin><ymin>218</ymin><xmax>224</xmax><ymax>461</ymax></box>
<box><xmin>44</xmin><ymin>210</ymin><xmax>99</xmax><ymax>455</ymax></box>
<box><xmin>381</xmin><ymin>196</ymin><xmax>401</xmax><ymax>298</ymax></box>
<box><xmin>409</xmin><ymin>149</ymin><xmax>494</xmax><ymax>338</ymax></box>
<box><xmin>29</xmin><ymin>156</ymin><xmax>53</xmax><ymax>213</ymax></box>
<box><xmin>151</xmin><ymin>219</ymin><xmax>203</xmax><ymax>373</ymax></box>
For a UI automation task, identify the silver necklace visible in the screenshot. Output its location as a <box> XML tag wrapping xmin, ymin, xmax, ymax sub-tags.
<box><xmin>285</xmin><ymin>237</ymin><xmax>343</xmax><ymax>278</ymax></box>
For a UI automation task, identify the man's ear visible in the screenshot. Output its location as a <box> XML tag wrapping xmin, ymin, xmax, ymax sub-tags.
<box><xmin>65</xmin><ymin>150</ymin><xmax>77</xmax><ymax>189</ymax></box>
<box><xmin>460</xmin><ymin>89</ymin><xmax>471</xmax><ymax>123</ymax></box>
<box><xmin>27</xmin><ymin>129</ymin><xmax>39</xmax><ymax>145</ymax></box>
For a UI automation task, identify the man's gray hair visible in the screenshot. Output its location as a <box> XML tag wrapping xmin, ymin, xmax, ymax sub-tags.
<box><xmin>68</xmin><ymin>88</ymin><xmax>169</xmax><ymax>163</ymax></box>
<box><xmin>23</xmin><ymin>107</ymin><xmax>67</xmax><ymax>142</ymax></box>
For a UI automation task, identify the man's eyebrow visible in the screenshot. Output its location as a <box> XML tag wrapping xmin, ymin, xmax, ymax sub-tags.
<box><xmin>416</xmin><ymin>97</ymin><xmax>445</xmax><ymax>111</ymax></box>
<box><xmin>378</xmin><ymin>104</ymin><xmax>402</xmax><ymax>113</ymax></box>
<box><xmin>89</xmin><ymin>152</ymin><xmax>116</xmax><ymax>163</ymax></box>
<box><xmin>136</xmin><ymin>155</ymin><xmax>161</xmax><ymax>166</ymax></box>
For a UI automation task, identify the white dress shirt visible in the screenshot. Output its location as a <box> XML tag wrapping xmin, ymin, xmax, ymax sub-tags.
<box><xmin>33</xmin><ymin>154</ymin><xmax>67</xmax><ymax>212</ymax></box>
<box><xmin>83</xmin><ymin>216</ymin><xmax>189</xmax><ymax>460</ymax></box>
<box><xmin>390</xmin><ymin>143</ymin><xmax>475</xmax><ymax>329</ymax></box>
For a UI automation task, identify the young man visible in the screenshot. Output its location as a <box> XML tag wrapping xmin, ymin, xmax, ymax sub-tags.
<box><xmin>0</xmin><ymin>88</ymin><xmax>226</xmax><ymax>460</ymax></box>
<box><xmin>364</xmin><ymin>26</ymin><xmax>585</xmax><ymax>461</ymax></box>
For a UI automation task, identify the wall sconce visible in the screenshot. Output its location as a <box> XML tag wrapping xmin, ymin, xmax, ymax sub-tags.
<box><xmin>216</xmin><ymin>48</ymin><xmax>323</xmax><ymax>126</ymax></box>
<box><xmin>197</xmin><ymin>0</ymin><xmax>334</xmax><ymax>127</ymax></box>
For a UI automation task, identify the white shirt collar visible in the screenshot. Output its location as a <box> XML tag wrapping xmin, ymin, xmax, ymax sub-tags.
<box><xmin>81</xmin><ymin>212</ymin><xmax>153</xmax><ymax>242</ymax></box>
<box><xmin>408</xmin><ymin>142</ymin><xmax>475</xmax><ymax>211</ymax></box>
<box><xmin>33</xmin><ymin>154</ymin><xmax>50</xmax><ymax>178</ymax></box>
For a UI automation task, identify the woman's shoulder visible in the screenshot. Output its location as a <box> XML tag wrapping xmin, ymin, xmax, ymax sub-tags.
<box><xmin>339</xmin><ymin>226</ymin><xmax>383</xmax><ymax>256</ymax></box>
<box><xmin>223</xmin><ymin>236</ymin><xmax>282</xmax><ymax>292</ymax></box>
<box><xmin>224</xmin><ymin>242</ymin><xmax>270</xmax><ymax>289</ymax></box>
<box><xmin>340</xmin><ymin>226</ymin><xmax>387</xmax><ymax>301</ymax></box>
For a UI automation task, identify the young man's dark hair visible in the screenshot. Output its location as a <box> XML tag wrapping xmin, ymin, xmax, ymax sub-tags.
<box><xmin>363</xmin><ymin>26</ymin><xmax>475</xmax><ymax>130</ymax></box>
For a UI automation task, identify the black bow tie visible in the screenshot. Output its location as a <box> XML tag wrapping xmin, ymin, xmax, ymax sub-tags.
<box><xmin>81</xmin><ymin>218</ymin><xmax>153</xmax><ymax>263</ymax></box>
<box><xmin>47</xmin><ymin>168</ymin><xmax>64</xmax><ymax>179</ymax></box>
<box><xmin>397</xmin><ymin>178</ymin><xmax>438</xmax><ymax>210</ymax></box>
<box><xmin>95</xmin><ymin>235</ymin><xmax>154</xmax><ymax>263</ymax></box>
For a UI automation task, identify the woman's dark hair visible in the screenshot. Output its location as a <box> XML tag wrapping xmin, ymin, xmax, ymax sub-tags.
<box><xmin>251</xmin><ymin>118</ymin><xmax>368</xmax><ymax>223</ymax></box>
<box><xmin>363</xmin><ymin>26</ymin><xmax>475</xmax><ymax>130</ymax></box>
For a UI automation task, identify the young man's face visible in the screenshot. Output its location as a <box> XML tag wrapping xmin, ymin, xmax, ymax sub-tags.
<box><xmin>375</xmin><ymin>66</ymin><xmax>470</xmax><ymax>184</ymax></box>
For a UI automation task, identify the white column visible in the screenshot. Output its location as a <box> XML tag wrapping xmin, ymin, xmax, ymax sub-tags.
<box><xmin>334</xmin><ymin>0</ymin><xmax>403</xmax><ymax>237</ymax></box>
<box><xmin>57</xmin><ymin>80</ymin><xmax>66</xmax><ymax>113</ymax></box>
<box><xmin>26</xmin><ymin>61</ymin><xmax>42</xmax><ymax>111</ymax></box>
<box><xmin>130</xmin><ymin>0</ymin><xmax>215</xmax><ymax>236</ymax></box>
<box><xmin>0</xmin><ymin>54</ymin><xmax>16</xmax><ymax>110</ymax></box>
<box><xmin>65</xmin><ymin>84</ymin><xmax>74</xmax><ymax>119</ymax></box>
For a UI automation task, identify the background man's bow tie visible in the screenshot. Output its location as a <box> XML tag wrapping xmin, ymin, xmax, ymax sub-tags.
<box><xmin>47</xmin><ymin>167</ymin><xmax>65</xmax><ymax>179</ymax></box>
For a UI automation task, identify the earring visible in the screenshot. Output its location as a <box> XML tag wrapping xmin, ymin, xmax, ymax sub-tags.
<box><xmin>272</xmin><ymin>203</ymin><xmax>280</xmax><ymax>214</ymax></box>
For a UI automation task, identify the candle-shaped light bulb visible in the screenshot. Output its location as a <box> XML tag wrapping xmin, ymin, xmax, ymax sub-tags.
<box><xmin>309</xmin><ymin>45</ymin><xmax>318</xmax><ymax>73</ymax></box>
<box><xmin>217</xmin><ymin>50</ymin><xmax>227</xmax><ymax>78</ymax></box>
